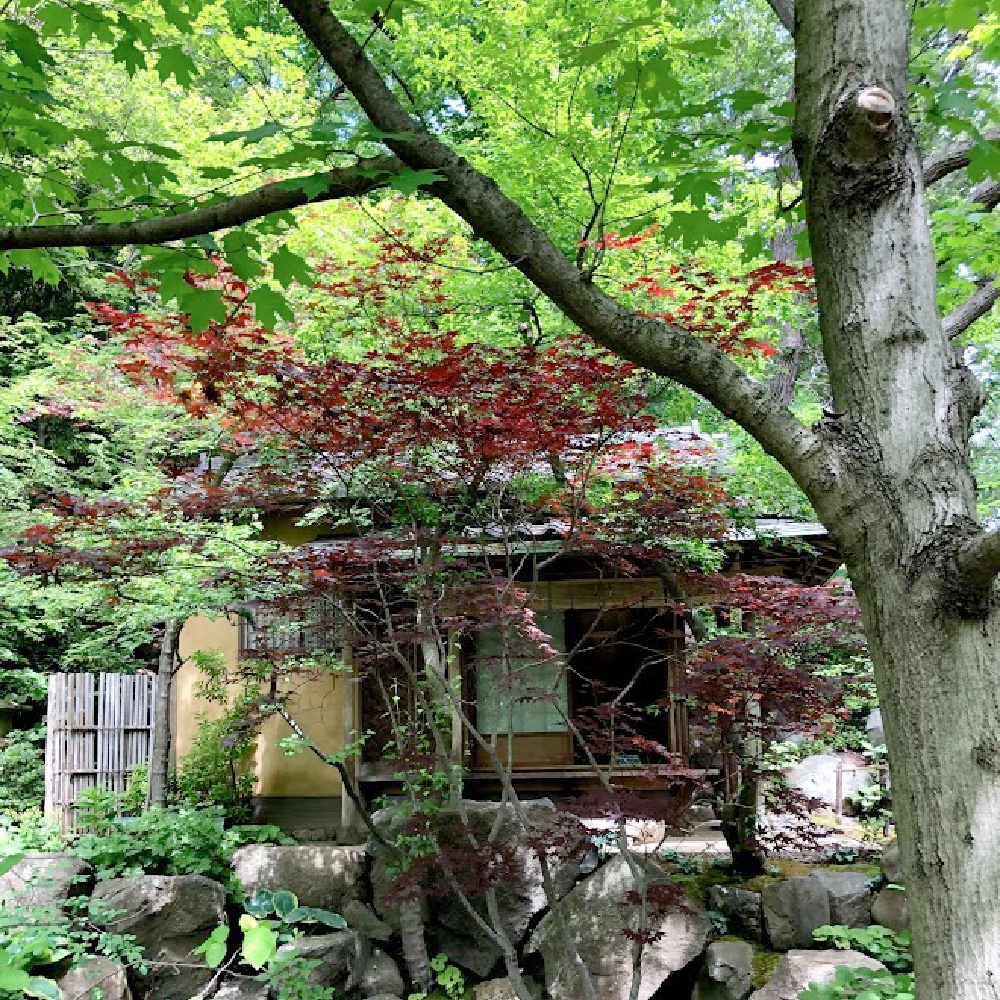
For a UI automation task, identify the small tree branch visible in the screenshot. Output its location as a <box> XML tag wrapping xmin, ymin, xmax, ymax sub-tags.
<box><xmin>923</xmin><ymin>129</ymin><xmax>1000</xmax><ymax>186</ymax></box>
<box><xmin>972</xmin><ymin>179</ymin><xmax>1000</xmax><ymax>212</ymax></box>
<box><xmin>0</xmin><ymin>157</ymin><xmax>401</xmax><ymax>250</ymax></box>
<box><xmin>943</xmin><ymin>279</ymin><xmax>999</xmax><ymax>339</ymax></box>
<box><xmin>954</xmin><ymin>529</ymin><xmax>1000</xmax><ymax>592</ymax></box>
<box><xmin>764</xmin><ymin>0</ymin><xmax>795</xmax><ymax>34</ymax></box>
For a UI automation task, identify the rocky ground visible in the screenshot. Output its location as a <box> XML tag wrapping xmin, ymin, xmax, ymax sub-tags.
<box><xmin>0</xmin><ymin>800</ymin><xmax>903</xmax><ymax>1000</ymax></box>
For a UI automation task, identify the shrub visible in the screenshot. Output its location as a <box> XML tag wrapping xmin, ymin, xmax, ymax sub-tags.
<box><xmin>0</xmin><ymin>722</ymin><xmax>46</xmax><ymax>813</ymax></box>
<box><xmin>71</xmin><ymin>806</ymin><xmax>293</xmax><ymax>890</ymax></box>
<box><xmin>173</xmin><ymin>714</ymin><xmax>256</xmax><ymax>822</ymax></box>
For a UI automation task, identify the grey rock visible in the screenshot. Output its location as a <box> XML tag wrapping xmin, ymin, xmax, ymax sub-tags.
<box><xmin>881</xmin><ymin>839</ymin><xmax>901</xmax><ymax>884</ymax></box>
<box><xmin>213</xmin><ymin>979</ymin><xmax>272</xmax><ymax>1000</ymax></box>
<box><xmin>57</xmin><ymin>957</ymin><xmax>131</xmax><ymax>1000</ymax></box>
<box><xmin>0</xmin><ymin>853</ymin><xmax>92</xmax><ymax>910</ymax></box>
<box><xmin>433</xmin><ymin>926</ymin><xmax>503</xmax><ymax>980</ymax></box>
<box><xmin>870</xmin><ymin>887</ymin><xmax>909</xmax><ymax>933</ymax></box>
<box><xmin>370</xmin><ymin>799</ymin><xmax>591</xmax><ymax>976</ymax></box>
<box><xmin>693</xmin><ymin>940</ymin><xmax>753</xmax><ymax>1000</ymax></box>
<box><xmin>527</xmin><ymin>855</ymin><xmax>710</xmax><ymax>1000</ymax></box>
<box><xmin>232</xmin><ymin>844</ymin><xmax>366</xmax><ymax>913</ymax></box>
<box><xmin>762</xmin><ymin>877</ymin><xmax>830</xmax><ymax>950</ymax></box>
<box><xmin>90</xmin><ymin>874</ymin><xmax>226</xmax><ymax>1000</ymax></box>
<box><xmin>363</xmin><ymin>996</ymin><xmax>402</xmax><ymax>1000</ymax></box>
<box><xmin>276</xmin><ymin>931</ymin><xmax>364</xmax><ymax>993</ymax></box>
<box><xmin>343</xmin><ymin>899</ymin><xmax>393</xmax><ymax>942</ymax></box>
<box><xmin>708</xmin><ymin>886</ymin><xmax>765</xmax><ymax>942</ymax></box>
<box><xmin>473</xmin><ymin>978</ymin><xmax>541</xmax><ymax>1000</ymax></box>
<box><xmin>359</xmin><ymin>949</ymin><xmax>405</xmax><ymax>998</ymax></box>
<box><xmin>748</xmin><ymin>949</ymin><xmax>885</xmax><ymax>1000</ymax></box>
<box><xmin>809</xmin><ymin>871</ymin><xmax>873</xmax><ymax>927</ymax></box>
<box><xmin>786</xmin><ymin>753</ymin><xmax>870</xmax><ymax>810</ymax></box>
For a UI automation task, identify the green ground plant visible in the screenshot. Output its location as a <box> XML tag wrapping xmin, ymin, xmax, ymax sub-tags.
<box><xmin>70</xmin><ymin>806</ymin><xmax>292</xmax><ymax>891</ymax></box>
<box><xmin>798</xmin><ymin>967</ymin><xmax>915</xmax><ymax>1000</ymax></box>
<box><xmin>173</xmin><ymin>711</ymin><xmax>257</xmax><ymax>821</ymax></box>
<box><xmin>812</xmin><ymin>925</ymin><xmax>912</xmax><ymax>972</ymax></box>
<box><xmin>196</xmin><ymin>888</ymin><xmax>348</xmax><ymax>1000</ymax></box>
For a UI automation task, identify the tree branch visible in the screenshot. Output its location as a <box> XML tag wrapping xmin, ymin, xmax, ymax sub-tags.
<box><xmin>764</xmin><ymin>0</ymin><xmax>795</xmax><ymax>34</ymax></box>
<box><xmin>943</xmin><ymin>279</ymin><xmax>999</xmax><ymax>339</ymax></box>
<box><xmin>954</xmin><ymin>529</ymin><xmax>1000</xmax><ymax>592</ymax></box>
<box><xmin>278</xmin><ymin>0</ymin><xmax>835</xmax><ymax>501</ymax></box>
<box><xmin>972</xmin><ymin>179</ymin><xmax>1000</xmax><ymax>212</ymax></box>
<box><xmin>0</xmin><ymin>157</ymin><xmax>401</xmax><ymax>250</ymax></box>
<box><xmin>923</xmin><ymin>129</ymin><xmax>1000</xmax><ymax>186</ymax></box>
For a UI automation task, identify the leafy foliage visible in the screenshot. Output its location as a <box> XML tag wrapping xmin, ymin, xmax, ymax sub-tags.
<box><xmin>71</xmin><ymin>806</ymin><xmax>292</xmax><ymax>889</ymax></box>
<box><xmin>798</xmin><ymin>966</ymin><xmax>915</xmax><ymax>1000</ymax></box>
<box><xmin>813</xmin><ymin>924</ymin><xmax>913</xmax><ymax>972</ymax></box>
<box><xmin>0</xmin><ymin>723</ymin><xmax>45</xmax><ymax>814</ymax></box>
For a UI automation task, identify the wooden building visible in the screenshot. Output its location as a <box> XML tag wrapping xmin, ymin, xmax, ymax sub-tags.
<box><xmin>174</xmin><ymin>515</ymin><xmax>841</xmax><ymax>834</ymax></box>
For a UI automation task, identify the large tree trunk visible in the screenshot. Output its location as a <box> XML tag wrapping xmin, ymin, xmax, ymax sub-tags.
<box><xmin>795</xmin><ymin>3</ymin><xmax>1000</xmax><ymax>997</ymax></box>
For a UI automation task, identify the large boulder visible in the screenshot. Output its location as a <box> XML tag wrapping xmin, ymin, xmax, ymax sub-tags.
<box><xmin>526</xmin><ymin>855</ymin><xmax>710</xmax><ymax>1000</ymax></box>
<box><xmin>90</xmin><ymin>874</ymin><xmax>226</xmax><ymax>1000</ymax></box>
<box><xmin>808</xmin><ymin>871</ymin><xmax>873</xmax><ymax>928</ymax></box>
<box><xmin>275</xmin><ymin>932</ymin><xmax>365</xmax><ymax>994</ymax></box>
<box><xmin>786</xmin><ymin>753</ymin><xmax>869</xmax><ymax>811</ymax></box>
<box><xmin>748</xmin><ymin>950</ymin><xmax>885</xmax><ymax>1000</ymax></box>
<box><xmin>693</xmin><ymin>940</ymin><xmax>754</xmax><ymax>1000</ymax></box>
<box><xmin>370</xmin><ymin>799</ymin><xmax>592</xmax><ymax>977</ymax></box>
<box><xmin>0</xmin><ymin>853</ymin><xmax>92</xmax><ymax>910</ymax></box>
<box><xmin>870</xmin><ymin>887</ymin><xmax>908</xmax><ymax>933</ymax></box>
<box><xmin>231</xmin><ymin>845</ymin><xmax>366</xmax><ymax>913</ymax></box>
<box><xmin>57</xmin><ymin>957</ymin><xmax>131</xmax><ymax>1000</ymax></box>
<box><xmin>761</xmin><ymin>877</ymin><xmax>830</xmax><ymax>950</ymax></box>
<box><xmin>708</xmin><ymin>886</ymin><xmax>765</xmax><ymax>942</ymax></box>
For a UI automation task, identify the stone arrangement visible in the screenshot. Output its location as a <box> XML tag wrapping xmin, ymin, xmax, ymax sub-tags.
<box><xmin>0</xmin><ymin>810</ymin><xmax>905</xmax><ymax>1000</ymax></box>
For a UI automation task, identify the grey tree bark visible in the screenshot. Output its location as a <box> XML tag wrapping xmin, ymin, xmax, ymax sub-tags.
<box><xmin>147</xmin><ymin>618</ymin><xmax>179</xmax><ymax>807</ymax></box>
<box><xmin>794</xmin><ymin>3</ymin><xmax>1000</xmax><ymax>998</ymax></box>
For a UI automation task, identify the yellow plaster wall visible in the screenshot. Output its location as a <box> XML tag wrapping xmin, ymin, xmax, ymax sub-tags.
<box><xmin>175</xmin><ymin>613</ymin><xmax>346</xmax><ymax>797</ymax></box>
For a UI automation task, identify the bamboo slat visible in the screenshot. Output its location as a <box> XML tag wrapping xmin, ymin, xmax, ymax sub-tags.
<box><xmin>44</xmin><ymin>673</ymin><xmax>158</xmax><ymax>831</ymax></box>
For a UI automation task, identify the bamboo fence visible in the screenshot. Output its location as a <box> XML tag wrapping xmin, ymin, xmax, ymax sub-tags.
<box><xmin>44</xmin><ymin>672</ymin><xmax>157</xmax><ymax>831</ymax></box>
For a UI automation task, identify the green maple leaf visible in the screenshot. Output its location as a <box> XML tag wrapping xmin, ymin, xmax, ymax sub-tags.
<box><xmin>180</xmin><ymin>288</ymin><xmax>227</xmax><ymax>332</ymax></box>
<box><xmin>155</xmin><ymin>45</ymin><xmax>197</xmax><ymax>85</ymax></box>
<box><xmin>270</xmin><ymin>246</ymin><xmax>312</xmax><ymax>288</ymax></box>
<box><xmin>248</xmin><ymin>286</ymin><xmax>294</xmax><ymax>329</ymax></box>
<box><xmin>388</xmin><ymin>168</ymin><xmax>444</xmax><ymax>195</ymax></box>
<box><xmin>112</xmin><ymin>36</ymin><xmax>146</xmax><ymax>75</ymax></box>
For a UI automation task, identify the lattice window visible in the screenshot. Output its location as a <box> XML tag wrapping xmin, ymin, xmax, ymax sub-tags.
<box><xmin>239</xmin><ymin>595</ymin><xmax>341</xmax><ymax>655</ymax></box>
